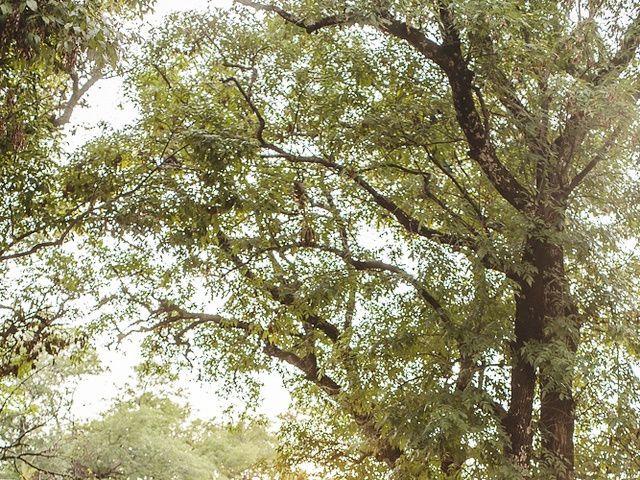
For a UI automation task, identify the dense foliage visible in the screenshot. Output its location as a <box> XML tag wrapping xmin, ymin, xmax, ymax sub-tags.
<box><xmin>0</xmin><ymin>0</ymin><xmax>158</xmax><ymax>382</ymax></box>
<box><xmin>19</xmin><ymin>392</ymin><xmax>275</xmax><ymax>479</ymax></box>
<box><xmin>0</xmin><ymin>355</ymin><xmax>275</xmax><ymax>479</ymax></box>
<box><xmin>79</xmin><ymin>1</ymin><xmax>640</xmax><ymax>479</ymax></box>
<box><xmin>2</xmin><ymin>0</ymin><xmax>640</xmax><ymax>479</ymax></box>
<box><xmin>0</xmin><ymin>0</ymin><xmax>151</xmax><ymax>470</ymax></box>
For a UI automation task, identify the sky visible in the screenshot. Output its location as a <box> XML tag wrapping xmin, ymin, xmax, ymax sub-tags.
<box><xmin>67</xmin><ymin>0</ymin><xmax>292</xmax><ymax>424</ymax></box>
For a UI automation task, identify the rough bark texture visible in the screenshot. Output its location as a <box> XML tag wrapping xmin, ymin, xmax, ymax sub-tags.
<box><xmin>503</xmin><ymin>192</ymin><xmax>577</xmax><ymax>478</ymax></box>
<box><xmin>505</xmin><ymin>237</ymin><xmax>547</xmax><ymax>469</ymax></box>
<box><xmin>538</xmin><ymin>239</ymin><xmax>577</xmax><ymax>480</ymax></box>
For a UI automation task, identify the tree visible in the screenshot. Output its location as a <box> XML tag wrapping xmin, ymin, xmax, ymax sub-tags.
<box><xmin>12</xmin><ymin>392</ymin><xmax>275</xmax><ymax>480</ymax></box>
<box><xmin>0</xmin><ymin>0</ymin><xmax>152</xmax><ymax>381</ymax></box>
<box><xmin>84</xmin><ymin>1</ymin><xmax>640</xmax><ymax>479</ymax></box>
<box><xmin>0</xmin><ymin>352</ymin><xmax>276</xmax><ymax>480</ymax></box>
<box><xmin>0</xmin><ymin>1</ymin><xmax>153</xmax><ymax>472</ymax></box>
<box><xmin>0</xmin><ymin>350</ymin><xmax>98</xmax><ymax>477</ymax></box>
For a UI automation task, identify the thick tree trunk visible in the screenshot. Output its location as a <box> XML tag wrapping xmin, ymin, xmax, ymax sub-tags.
<box><xmin>505</xmin><ymin>237</ymin><xmax>546</xmax><ymax>471</ymax></box>
<box><xmin>538</xmin><ymin>240</ymin><xmax>577</xmax><ymax>479</ymax></box>
<box><xmin>505</xmin><ymin>230</ymin><xmax>576</xmax><ymax>478</ymax></box>
<box><xmin>540</xmin><ymin>385</ymin><xmax>575</xmax><ymax>478</ymax></box>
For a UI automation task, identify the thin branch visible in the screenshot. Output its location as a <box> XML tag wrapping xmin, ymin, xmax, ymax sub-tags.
<box><xmin>237</xmin><ymin>0</ymin><xmax>356</xmax><ymax>33</ymax></box>
<box><xmin>423</xmin><ymin>147</ymin><xmax>489</xmax><ymax>229</ymax></box>
<box><xmin>316</xmin><ymin>245</ymin><xmax>453</xmax><ymax>326</ymax></box>
<box><xmin>52</xmin><ymin>67</ymin><xmax>103</xmax><ymax>127</ymax></box>
<box><xmin>0</xmin><ymin>213</ymin><xmax>85</xmax><ymax>262</ymax></box>
<box><xmin>566</xmin><ymin>128</ymin><xmax>622</xmax><ymax>194</ymax></box>
<box><xmin>224</xmin><ymin>75</ymin><xmax>484</xmax><ymax>255</ymax></box>
<box><xmin>0</xmin><ymin>148</ymin><xmax>178</xmax><ymax>262</ymax></box>
<box><xmin>595</xmin><ymin>12</ymin><xmax>640</xmax><ymax>81</ymax></box>
<box><xmin>153</xmin><ymin>300</ymin><xmax>402</xmax><ymax>464</ymax></box>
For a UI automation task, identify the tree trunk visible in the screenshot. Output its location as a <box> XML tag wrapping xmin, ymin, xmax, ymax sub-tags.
<box><xmin>538</xmin><ymin>240</ymin><xmax>577</xmax><ymax>479</ymax></box>
<box><xmin>540</xmin><ymin>385</ymin><xmax>576</xmax><ymax>479</ymax></box>
<box><xmin>505</xmin><ymin>229</ymin><xmax>576</xmax><ymax>478</ymax></box>
<box><xmin>505</xmin><ymin>237</ymin><xmax>546</xmax><ymax>471</ymax></box>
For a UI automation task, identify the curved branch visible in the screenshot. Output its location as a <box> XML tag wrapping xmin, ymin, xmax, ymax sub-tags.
<box><xmin>236</xmin><ymin>1</ymin><xmax>532</xmax><ymax>214</ymax></box>
<box><xmin>311</xmin><ymin>244</ymin><xmax>453</xmax><ymax>326</ymax></box>
<box><xmin>565</xmin><ymin>128</ymin><xmax>622</xmax><ymax>194</ymax></box>
<box><xmin>237</xmin><ymin>0</ymin><xmax>355</xmax><ymax>33</ymax></box>
<box><xmin>52</xmin><ymin>67</ymin><xmax>103</xmax><ymax>127</ymax></box>
<box><xmin>153</xmin><ymin>301</ymin><xmax>402</xmax><ymax>465</ymax></box>
<box><xmin>594</xmin><ymin>12</ymin><xmax>640</xmax><ymax>82</ymax></box>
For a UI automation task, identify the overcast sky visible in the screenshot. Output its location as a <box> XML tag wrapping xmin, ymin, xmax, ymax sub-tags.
<box><xmin>68</xmin><ymin>0</ymin><xmax>291</xmax><ymax>424</ymax></box>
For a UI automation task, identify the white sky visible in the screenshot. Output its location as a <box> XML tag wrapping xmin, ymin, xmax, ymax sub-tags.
<box><xmin>67</xmin><ymin>0</ymin><xmax>291</xmax><ymax>424</ymax></box>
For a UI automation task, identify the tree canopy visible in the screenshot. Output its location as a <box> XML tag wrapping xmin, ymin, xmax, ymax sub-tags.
<box><xmin>26</xmin><ymin>393</ymin><xmax>274</xmax><ymax>479</ymax></box>
<box><xmin>3</xmin><ymin>0</ymin><xmax>640</xmax><ymax>479</ymax></box>
<box><xmin>0</xmin><ymin>0</ymin><xmax>152</xmax><ymax>470</ymax></box>
<box><xmin>0</xmin><ymin>0</ymin><xmax>150</xmax><ymax>389</ymax></box>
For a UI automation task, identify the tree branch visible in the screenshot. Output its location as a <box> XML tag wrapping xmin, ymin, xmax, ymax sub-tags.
<box><xmin>236</xmin><ymin>1</ymin><xmax>533</xmax><ymax>214</ymax></box>
<box><xmin>596</xmin><ymin>12</ymin><xmax>640</xmax><ymax>81</ymax></box>
<box><xmin>565</xmin><ymin>128</ymin><xmax>622</xmax><ymax>194</ymax></box>
<box><xmin>237</xmin><ymin>0</ymin><xmax>354</xmax><ymax>33</ymax></box>
<box><xmin>153</xmin><ymin>300</ymin><xmax>402</xmax><ymax>465</ymax></box>
<box><xmin>51</xmin><ymin>67</ymin><xmax>103</xmax><ymax>127</ymax></box>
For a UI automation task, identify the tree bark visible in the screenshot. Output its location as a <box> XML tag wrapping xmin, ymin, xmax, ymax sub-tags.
<box><xmin>538</xmin><ymin>242</ymin><xmax>577</xmax><ymax>479</ymax></box>
<box><xmin>505</xmin><ymin>199</ymin><xmax>577</xmax><ymax>478</ymax></box>
<box><xmin>505</xmin><ymin>237</ymin><xmax>546</xmax><ymax>471</ymax></box>
<box><xmin>540</xmin><ymin>383</ymin><xmax>576</xmax><ymax>479</ymax></box>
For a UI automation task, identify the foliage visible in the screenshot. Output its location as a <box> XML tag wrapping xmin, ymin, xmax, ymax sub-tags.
<box><xmin>10</xmin><ymin>391</ymin><xmax>275</xmax><ymax>480</ymax></box>
<box><xmin>0</xmin><ymin>1</ymin><xmax>152</xmax><ymax>474</ymax></box>
<box><xmin>77</xmin><ymin>1</ymin><xmax>640</xmax><ymax>479</ymax></box>
<box><xmin>1</xmin><ymin>0</ymin><xmax>640</xmax><ymax>478</ymax></box>
<box><xmin>0</xmin><ymin>348</ymin><xmax>275</xmax><ymax>480</ymax></box>
<box><xmin>0</xmin><ymin>349</ymin><xmax>98</xmax><ymax>475</ymax></box>
<box><xmin>0</xmin><ymin>0</ymin><xmax>151</xmax><ymax>388</ymax></box>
